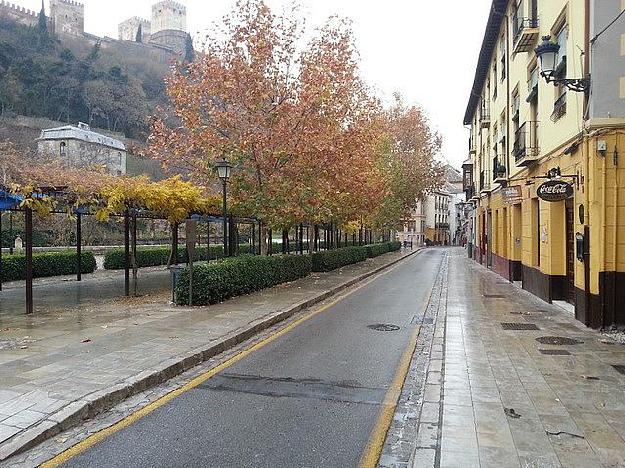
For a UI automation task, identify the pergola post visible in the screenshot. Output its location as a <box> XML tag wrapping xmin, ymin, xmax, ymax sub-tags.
<box><xmin>0</xmin><ymin>212</ymin><xmax>3</xmax><ymax>292</ymax></box>
<box><xmin>131</xmin><ymin>211</ymin><xmax>138</xmax><ymax>296</ymax></box>
<box><xmin>206</xmin><ymin>218</ymin><xmax>210</xmax><ymax>261</ymax></box>
<box><xmin>124</xmin><ymin>209</ymin><xmax>130</xmax><ymax>297</ymax></box>
<box><xmin>251</xmin><ymin>222</ymin><xmax>256</xmax><ymax>255</ymax></box>
<box><xmin>76</xmin><ymin>212</ymin><xmax>82</xmax><ymax>282</ymax></box>
<box><xmin>25</xmin><ymin>207</ymin><xmax>33</xmax><ymax>314</ymax></box>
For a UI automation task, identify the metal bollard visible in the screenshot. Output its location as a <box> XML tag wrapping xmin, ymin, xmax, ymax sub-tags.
<box><xmin>169</xmin><ymin>265</ymin><xmax>184</xmax><ymax>304</ymax></box>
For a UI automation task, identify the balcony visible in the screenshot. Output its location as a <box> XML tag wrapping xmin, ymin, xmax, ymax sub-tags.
<box><xmin>512</xmin><ymin>16</ymin><xmax>539</xmax><ymax>54</ymax></box>
<box><xmin>465</xmin><ymin>184</ymin><xmax>475</xmax><ymax>200</ymax></box>
<box><xmin>480</xmin><ymin>100</ymin><xmax>491</xmax><ymax>129</ymax></box>
<box><xmin>551</xmin><ymin>93</ymin><xmax>567</xmax><ymax>122</ymax></box>
<box><xmin>513</xmin><ymin>121</ymin><xmax>539</xmax><ymax>166</ymax></box>
<box><xmin>480</xmin><ymin>170</ymin><xmax>493</xmax><ymax>194</ymax></box>
<box><xmin>436</xmin><ymin>223</ymin><xmax>450</xmax><ymax>231</ymax></box>
<box><xmin>526</xmin><ymin>68</ymin><xmax>539</xmax><ymax>102</ymax></box>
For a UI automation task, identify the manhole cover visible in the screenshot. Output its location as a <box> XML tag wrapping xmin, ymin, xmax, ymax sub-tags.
<box><xmin>539</xmin><ymin>349</ymin><xmax>571</xmax><ymax>356</ymax></box>
<box><xmin>612</xmin><ymin>365</ymin><xmax>625</xmax><ymax>375</ymax></box>
<box><xmin>484</xmin><ymin>294</ymin><xmax>505</xmax><ymax>298</ymax></box>
<box><xmin>368</xmin><ymin>324</ymin><xmax>401</xmax><ymax>332</ymax></box>
<box><xmin>535</xmin><ymin>336</ymin><xmax>583</xmax><ymax>345</ymax></box>
<box><xmin>501</xmin><ymin>323</ymin><xmax>540</xmax><ymax>331</ymax></box>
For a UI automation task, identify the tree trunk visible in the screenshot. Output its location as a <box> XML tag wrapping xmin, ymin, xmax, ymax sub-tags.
<box><xmin>260</xmin><ymin>222</ymin><xmax>268</xmax><ymax>256</ymax></box>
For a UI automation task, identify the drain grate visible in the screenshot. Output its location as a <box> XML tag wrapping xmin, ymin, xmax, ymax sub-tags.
<box><xmin>612</xmin><ymin>365</ymin><xmax>625</xmax><ymax>375</ymax></box>
<box><xmin>501</xmin><ymin>323</ymin><xmax>540</xmax><ymax>331</ymax></box>
<box><xmin>535</xmin><ymin>336</ymin><xmax>583</xmax><ymax>346</ymax></box>
<box><xmin>368</xmin><ymin>324</ymin><xmax>401</xmax><ymax>332</ymax></box>
<box><xmin>539</xmin><ymin>349</ymin><xmax>571</xmax><ymax>356</ymax></box>
<box><xmin>422</xmin><ymin>318</ymin><xmax>434</xmax><ymax>324</ymax></box>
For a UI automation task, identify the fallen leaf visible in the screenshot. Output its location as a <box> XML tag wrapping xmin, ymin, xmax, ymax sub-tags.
<box><xmin>82</xmin><ymin>339</ymin><xmax>91</xmax><ymax>343</ymax></box>
<box><xmin>20</xmin><ymin>345</ymin><xmax>28</xmax><ymax>349</ymax></box>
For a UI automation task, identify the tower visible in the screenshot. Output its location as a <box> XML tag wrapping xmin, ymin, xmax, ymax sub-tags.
<box><xmin>49</xmin><ymin>0</ymin><xmax>84</xmax><ymax>36</ymax></box>
<box><xmin>119</xmin><ymin>17</ymin><xmax>152</xmax><ymax>42</ymax></box>
<box><xmin>151</xmin><ymin>0</ymin><xmax>186</xmax><ymax>34</ymax></box>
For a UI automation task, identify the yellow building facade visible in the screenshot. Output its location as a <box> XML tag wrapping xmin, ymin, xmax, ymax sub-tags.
<box><xmin>464</xmin><ymin>0</ymin><xmax>625</xmax><ymax>328</ymax></box>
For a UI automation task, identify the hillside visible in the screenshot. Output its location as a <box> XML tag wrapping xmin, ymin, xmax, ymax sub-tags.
<box><xmin>0</xmin><ymin>15</ymin><xmax>176</xmax><ymax>141</ymax></box>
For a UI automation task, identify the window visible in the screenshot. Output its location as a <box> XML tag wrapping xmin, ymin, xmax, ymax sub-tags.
<box><xmin>60</xmin><ymin>141</ymin><xmax>67</xmax><ymax>157</ymax></box>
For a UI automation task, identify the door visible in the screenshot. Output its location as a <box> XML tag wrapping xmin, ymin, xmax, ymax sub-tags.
<box><xmin>565</xmin><ymin>199</ymin><xmax>575</xmax><ymax>304</ymax></box>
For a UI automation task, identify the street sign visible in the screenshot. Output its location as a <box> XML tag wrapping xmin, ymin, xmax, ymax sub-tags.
<box><xmin>502</xmin><ymin>185</ymin><xmax>523</xmax><ymax>205</ymax></box>
<box><xmin>537</xmin><ymin>180</ymin><xmax>573</xmax><ymax>202</ymax></box>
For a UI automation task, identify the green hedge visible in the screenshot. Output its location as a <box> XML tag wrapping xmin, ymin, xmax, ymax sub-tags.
<box><xmin>103</xmin><ymin>245</ymin><xmax>252</xmax><ymax>270</ymax></box>
<box><xmin>311</xmin><ymin>246</ymin><xmax>369</xmax><ymax>272</ymax></box>
<box><xmin>388</xmin><ymin>241</ymin><xmax>402</xmax><ymax>252</ymax></box>
<box><xmin>175</xmin><ymin>254</ymin><xmax>312</xmax><ymax>305</ymax></box>
<box><xmin>365</xmin><ymin>243</ymin><xmax>390</xmax><ymax>258</ymax></box>
<box><xmin>1</xmin><ymin>251</ymin><xmax>96</xmax><ymax>282</ymax></box>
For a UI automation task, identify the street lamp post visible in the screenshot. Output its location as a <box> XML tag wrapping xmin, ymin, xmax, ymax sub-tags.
<box><xmin>215</xmin><ymin>158</ymin><xmax>233</xmax><ymax>257</ymax></box>
<box><xmin>534</xmin><ymin>36</ymin><xmax>589</xmax><ymax>93</ymax></box>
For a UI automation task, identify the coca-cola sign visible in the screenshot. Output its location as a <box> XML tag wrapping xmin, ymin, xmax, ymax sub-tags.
<box><xmin>537</xmin><ymin>180</ymin><xmax>573</xmax><ymax>202</ymax></box>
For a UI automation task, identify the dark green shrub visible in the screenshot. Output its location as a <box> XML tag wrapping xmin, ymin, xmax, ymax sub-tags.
<box><xmin>311</xmin><ymin>246</ymin><xmax>368</xmax><ymax>272</ymax></box>
<box><xmin>103</xmin><ymin>244</ymin><xmax>252</xmax><ymax>270</ymax></box>
<box><xmin>365</xmin><ymin>243</ymin><xmax>390</xmax><ymax>258</ymax></box>
<box><xmin>1</xmin><ymin>251</ymin><xmax>96</xmax><ymax>282</ymax></box>
<box><xmin>388</xmin><ymin>241</ymin><xmax>402</xmax><ymax>252</ymax></box>
<box><xmin>175</xmin><ymin>254</ymin><xmax>312</xmax><ymax>305</ymax></box>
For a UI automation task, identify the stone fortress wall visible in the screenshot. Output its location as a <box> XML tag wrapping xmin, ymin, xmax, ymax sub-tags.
<box><xmin>0</xmin><ymin>0</ymin><xmax>187</xmax><ymax>56</ymax></box>
<box><xmin>118</xmin><ymin>16</ymin><xmax>152</xmax><ymax>42</ymax></box>
<box><xmin>0</xmin><ymin>0</ymin><xmax>39</xmax><ymax>27</ymax></box>
<box><xmin>49</xmin><ymin>0</ymin><xmax>84</xmax><ymax>36</ymax></box>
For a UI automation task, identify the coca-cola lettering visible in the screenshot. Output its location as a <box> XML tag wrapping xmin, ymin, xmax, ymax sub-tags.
<box><xmin>537</xmin><ymin>180</ymin><xmax>573</xmax><ymax>202</ymax></box>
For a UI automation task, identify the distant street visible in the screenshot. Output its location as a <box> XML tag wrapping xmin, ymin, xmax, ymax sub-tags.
<box><xmin>59</xmin><ymin>249</ymin><xmax>444</xmax><ymax>468</ymax></box>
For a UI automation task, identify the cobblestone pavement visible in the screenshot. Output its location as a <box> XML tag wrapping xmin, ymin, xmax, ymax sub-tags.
<box><xmin>397</xmin><ymin>248</ymin><xmax>625</xmax><ymax>468</ymax></box>
<box><xmin>0</xmin><ymin>250</ymin><xmax>416</xmax><ymax>463</ymax></box>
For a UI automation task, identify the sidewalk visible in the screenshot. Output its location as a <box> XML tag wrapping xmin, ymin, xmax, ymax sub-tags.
<box><xmin>0</xmin><ymin>249</ymin><xmax>418</xmax><ymax>461</ymax></box>
<box><xmin>411</xmin><ymin>248</ymin><xmax>625</xmax><ymax>468</ymax></box>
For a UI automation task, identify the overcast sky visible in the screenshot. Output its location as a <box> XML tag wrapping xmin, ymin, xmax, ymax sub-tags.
<box><xmin>19</xmin><ymin>0</ymin><xmax>492</xmax><ymax>168</ymax></box>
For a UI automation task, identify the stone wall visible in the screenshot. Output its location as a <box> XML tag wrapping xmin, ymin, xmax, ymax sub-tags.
<box><xmin>0</xmin><ymin>0</ymin><xmax>38</xmax><ymax>27</ymax></box>
<box><xmin>38</xmin><ymin>139</ymin><xmax>127</xmax><ymax>175</ymax></box>
<box><xmin>151</xmin><ymin>0</ymin><xmax>186</xmax><ymax>34</ymax></box>
<box><xmin>149</xmin><ymin>29</ymin><xmax>187</xmax><ymax>56</ymax></box>
<box><xmin>49</xmin><ymin>0</ymin><xmax>84</xmax><ymax>37</ymax></box>
<box><xmin>118</xmin><ymin>16</ymin><xmax>152</xmax><ymax>42</ymax></box>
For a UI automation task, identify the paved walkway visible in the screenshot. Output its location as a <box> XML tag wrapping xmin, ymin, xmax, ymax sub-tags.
<box><xmin>410</xmin><ymin>248</ymin><xmax>625</xmax><ymax>468</ymax></box>
<box><xmin>0</xmin><ymin>249</ymin><xmax>416</xmax><ymax>462</ymax></box>
<box><xmin>0</xmin><ymin>267</ymin><xmax>170</xmax><ymax>318</ymax></box>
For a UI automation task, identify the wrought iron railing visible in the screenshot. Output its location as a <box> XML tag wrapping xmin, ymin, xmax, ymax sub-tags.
<box><xmin>513</xmin><ymin>121</ymin><xmax>539</xmax><ymax>162</ymax></box>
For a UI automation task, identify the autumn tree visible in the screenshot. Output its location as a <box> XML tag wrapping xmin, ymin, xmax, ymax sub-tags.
<box><xmin>375</xmin><ymin>94</ymin><xmax>443</xmax><ymax>228</ymax></box>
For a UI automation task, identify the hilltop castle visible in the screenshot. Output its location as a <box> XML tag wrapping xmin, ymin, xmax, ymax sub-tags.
<box><xmin>0</xmin><ymin>0</ymin><xmax>189</xmax><ymax>56</ymax></box>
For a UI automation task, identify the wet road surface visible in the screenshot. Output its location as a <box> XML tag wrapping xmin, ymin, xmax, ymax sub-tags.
<box><xmin>61</xmin><ymin>249</ymin><xmax>445</xmax><ymax>468</ymax></box>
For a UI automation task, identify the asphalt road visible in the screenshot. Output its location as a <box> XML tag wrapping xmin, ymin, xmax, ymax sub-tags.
<box><xmin>62</xmin><ymin>248</ymin><xmax>445</xmax><ymax>468</ymax></box>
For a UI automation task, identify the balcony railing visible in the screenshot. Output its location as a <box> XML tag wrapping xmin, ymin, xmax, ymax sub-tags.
<box><xmin>480</xmin><ymin>170</ymin><xmax>492</xmax><ymax>193</ymax></box>
<box><xmin>551</xmin><ymin>93</ymin><xmax>567</xmax><ymax>122</ymax></box>
<box><xmin>527</xmin><ymin>68</ymin><xmax>539</xmax><ymax>102</ymax></box>
<box><xmin>513</xmin><ymin>121</ymin><xmax>539</xmax><ymax>166</ymax></box>
<box><xmin>465</xmin><ymin>184</ymin><xmax>475</xmax><ymax>200</ymax></box>
<box><xmin>480</xmin><ymin>101</ymin><xmax>491</xmax><ymax>128</ymax></box>
<box><xmin>512</xmin><ymin>15</ymin><xmax>540</xmax><ymax>53</ymax></box>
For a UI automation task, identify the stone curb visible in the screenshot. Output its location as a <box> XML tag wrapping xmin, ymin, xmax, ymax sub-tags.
<box><xmin>0</xmin><ymin>248</ymin><xmax>421</xmax><ymax>461</ymax></box>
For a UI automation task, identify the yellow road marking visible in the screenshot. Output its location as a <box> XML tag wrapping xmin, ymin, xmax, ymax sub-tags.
<box><xmin>41</xmin><ymin>254</ymin><xmax>418</xmax><ymax>468</ymax></box>
<box><xmin>358</xmin><ymin>325</ymin><xmax>422</xmax><ymax>468</ymax></box>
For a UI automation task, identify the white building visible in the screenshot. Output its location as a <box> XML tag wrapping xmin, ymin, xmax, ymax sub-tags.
<box><xmin>37</xmin><ymin>123</ymin><xmax>127</xmax><ymax>175</ymax></box>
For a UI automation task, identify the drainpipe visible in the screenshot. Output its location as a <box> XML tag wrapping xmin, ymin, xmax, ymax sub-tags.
<box><xmin>601</xmin><ymin>150</ymin><xmax>607</xmax><ymax>327</ymax></box>
<box><xmin>613</xmin><ymin>135</ymin><xmax>619</xmax><ymax>325</ymax></box>
<box><xmin>583</xmin><ymin>0</ymin><xmax>590</xmax><ymax>115</ymax></box>
<box><xmin>504</xmin><ymin>9</ymin><xmax>512</xmax><ymax>276</ymax></box>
